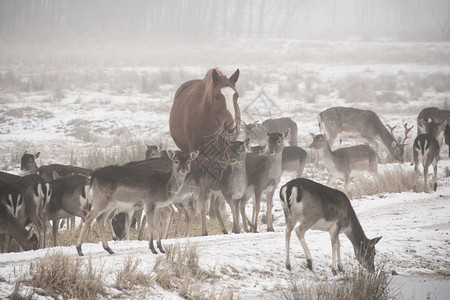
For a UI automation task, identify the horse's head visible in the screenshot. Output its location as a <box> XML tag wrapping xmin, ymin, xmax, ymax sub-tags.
<box><xmin>205</xmin><ymin>68</ymin><xmax>240</xmax><ymax>141</ymax></box>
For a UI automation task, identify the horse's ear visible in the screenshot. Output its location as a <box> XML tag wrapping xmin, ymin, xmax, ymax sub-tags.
<box><xmin>230</xmin><ymin>69</ymin><xmax>240</xmax><ymax>84</ymax></box>
<box><xmin>212</xmin><ymin>69</ymin><xmax>221</xmax><ymax>83</ymax></box>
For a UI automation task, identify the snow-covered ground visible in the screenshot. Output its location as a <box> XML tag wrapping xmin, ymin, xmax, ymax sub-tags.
<box><xmin>0</xmin><ymin>39</ymin><xmax>449</xmax><ymax>299</ymax></box>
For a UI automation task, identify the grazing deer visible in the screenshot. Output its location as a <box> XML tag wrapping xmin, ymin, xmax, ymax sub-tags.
<box><xmin>0</xmin><ymin>181</ymin><xmax>27</xmax><ymax>252</ymax></box>
<box><xmin>0</xmin><ymin>172</ymin><xmax>50</xmax><ymax>248</ymax></box>
<box><xmin>76</xmin><ymin>150</ymin><xmax>198</xmax><ymax>256</ymax></box>
<box><xmin>280</xmin><ymin>178</ymin><xmax>382</xmax><ymax>274</ymax></box>
<box><xmin>0</xmin><ymin>196</ymin><xmax>38</xmax><ymax>251</ymax></box>
<box><xmin>309</xmin><ymin>133</ymin><xmax>378</xmax><ymax>194</ymax></box>
<box><xmin>48</xmin><ymin>174</ymin><xmax>91</xmax><ymax>246</ymax></box>
<box><xmin>319</xmin><ymin>107</ymin><xmax>405</xmax><ymax>162</ymax></box>
<box><xmin>240</xmin><ymin>130</ymin><xmax>289</xmax><ymax>233</ymax></box>
<box><xmin>20</xmin><ymin>151</ymin><xmax>92</xmax><ymax>182</ymax></box>
<box><xmin>206</xmin><ymin>138</ymin><xmax>250</xmax><ymax>234</ymax></box>
<box><xmin>413</xmin><ymin>121</ymin><xmax>447</xmax><ymax>192</ymax></box>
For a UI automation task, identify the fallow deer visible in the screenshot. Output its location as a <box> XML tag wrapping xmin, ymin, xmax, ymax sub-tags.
<box><xmin>309</xmin><ymin>133</ymin><xmax>378</xmax><ymax>194</ymax></box>
<box><xmin>413</xmin><ymin>120</ymin><xmax>447</xmax><ymax>192</ymax></box>
<box><xmin>0</xmin><ymin>172</ymin><xmax>50</xmax><ymax>248</ymax></box>
<box><xmin>280</xmin><ymin>178</ymin><xmax>382</xmax><ymax>274</ymax></box>
<box><xmin>48</xmin><ymin>174</ymin><xmax>91</xmax><ymax>246</ymax></box>
<box><xmin>76</xmin><ymin>150</ymin><xmax>198</xmax><ymax>256</ymax></box>
<box><xmin>240</xmin><ymin>130</ymin><xmax>289</xmax><ymax>233</ymax></box>
<box><xmin>319</xmin><ymin>107</ymin><xmax>405</xmax><ymax>162</ymax></box>
<box><xmin>20</xmin><ymin>151</ymin><xmax>92</xmax><ymax>182</ymax></box>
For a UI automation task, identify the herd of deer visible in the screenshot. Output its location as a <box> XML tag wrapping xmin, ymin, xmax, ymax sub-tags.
<box><xmin>1</xmin><ymin>81</ymin><xmax>449</xmax><ymax>274</ymax></box>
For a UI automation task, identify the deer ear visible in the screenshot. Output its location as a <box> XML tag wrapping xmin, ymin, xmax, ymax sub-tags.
<box><xmin>52</xmin><ymin>170</ymin><xmax>61</xmax><ymax>180</ymax></box>
<box><xmin>190</xmin><ymin>150</ymin><xmax>199</xmax><ymax>160</ymax></box>
<box><xmin>283</xmin><ymin>129</ymin><xmax>290</xmax><ymax>138</ymax></box>
<box><xmin>167</xmin><ymin>150</ymin><xmax>175</xmax><ymax>160</ymax></box>
<box><xmin>391</xmin><ymin>141</ymin><xmax>397</xmax><ymax>148</ymax></box>
<box><xmin>158</xmin><ymin>143</ymin><xmax>164</xmax><ymax>151</ymax></box>
<box><xmin>309</xmin><ymin>133</ymin><xmax>315</xmax><ymax>138</ymax></box>
<box><xmin>35</xmin><ymin>152</ymin><xmax>40</xmax><ymax>158</ymax></box>
<box><xmin>229</xmin><ymin>68</ymin><xmax>240</xmax><ymax>84</ymax></box>
<box><xmin>370</xmin><ymin>236</ymin><xmax>382</xmax><ymax>246</ymax></box>
<box><xmin>244</xmin><ymin>137</ymin><xmax>251</xmax><ymax>147</ymax></box>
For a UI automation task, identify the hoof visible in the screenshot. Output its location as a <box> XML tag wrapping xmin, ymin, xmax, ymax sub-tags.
<box><xmin>151</xmin><ymin>249</ymin><xmax>158</xmax><ymax>254</ymax></box>
<box><xmin>332</xmin><ymin>268</ymin><xmax>338</xmax><ymax>276</ymax></box>
<box><xmin>286</xmin><ymin>264</ymin><xmax>291</xmax><ymax>271</ymax></box>
<box><xmin>434</xmin><ymin>183</ymin><xmax>437</xmax><ymax>191</ymax></box>
<box><xmin>267</xmin><ymin>227</ymin><xmax>274</xmax><ymax>232</ymax></box>
<box><xmin>306</xmin><ymin>259</ymin><xmax>312</xmax><ymax>271</ymax></box>
<box><xmin>105</xmin><ymin>247</ymin><xmax>115</xmax><ymax>255</ymax></box>
<box><xmin>76</xmin><ymin>246</ymin><xmax>84</xmax><ymax>256</ymax></box>
<box><xmin>222</xmin><ymin>230</ymin><xmax>228</xmax><ymax>235</ymax></box>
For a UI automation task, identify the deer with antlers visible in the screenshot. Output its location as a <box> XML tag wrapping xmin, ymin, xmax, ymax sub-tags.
<box><xmin>386</xmin><ymin>123</ymin><xmax>414</xmax><ymax>146</ymax></box>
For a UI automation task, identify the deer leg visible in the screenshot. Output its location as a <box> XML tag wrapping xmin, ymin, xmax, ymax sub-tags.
<box><xmin>226</xmin><ymin>197</ymin><xmax>240</xmax><ymax>234</ymax></box>
<box><xmin>124</xmin><ymin>211</ymin><xmax>133</xmax><ymax>240</ymax></box>
<box><xmin>145</xmin><ymin>205</ymin><xmax>158</xmax><ymax>254</ymax></box>
<box><xmin>295</xmin><ymin>221</ymin><xmax>314</xmax><ymax>271</ymax></box>
<box><xmin>96</xmin><ymin>211</ymin><xmax>114</xmax><ymax>255</ymax></box>
<box><xmin>329</xmin><ymin>226</ymin><xmax>343</xmax><ymax>275</ymax></box>
<box><xmin>185</xmin><ymin>204</ymin><xmax>195</xmax><ymax>237</ymax></box>
<box><xmin>106</xmin><ymin>210</ymin><xmax>119</xmax><ymax>241</ymax></box>
<box><xmin>76</xmin><ymin>204</ymin><xmax>108</xmax><ymax>256</ymax></box>
<box><xmin>52</xmin><ymin>219</ymin><xmax>60</xmax><ymax>247</ymax></box>
<box><xmin>250</xmin><ymin>190</ymin><xmax>262</xmax><ymax>233</ymax></box>
<box><xmin>199</xmin><ymin>190</ymin><xmax>209</xmax><ymax>236</ymax></box>
<box><xmin>285</xmin><ymin>219</ymin><xmax>295</xmax><ymax>271</ymax></box>
<box><xmin>423</xmin><ymin>163</ymin><xmax>429</xmax><ymax>192</ymax></box>
<box><xmin>214</xmin><ymin>196</ymin><xmax>228</xmax><ymax>235</ymax></box>
<box><xmin>266</xmin><ymin>190</ymin><xmax>275</xmax><ymax>232</ymax></box>
<box><xmin>138</xmin><ymin>215</ymin><xmax>146</xmax><ymax>240</ymax></box>
<box><xmin>240</xmin><ymin>193</ymin><xmax>251</xmax><ymax>233</ymax></box>
<box><xmin>154</xmin><ymin>207</ymin><xmax>165</xmax><ymax>253</ymax></box>
<box><xmin>432</xmin><ymin>159</ymin><xmax>438</xmax><ymax>191</ymax></box>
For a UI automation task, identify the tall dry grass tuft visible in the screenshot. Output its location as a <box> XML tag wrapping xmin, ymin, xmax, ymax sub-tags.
<box><xmin>11</xmin><ymin>251</ymin><xmax>106</xmax><ymax>299</ymax></box>
<box><xmin>283</xmin><ymin>266</ymin><xmax>394</xmax><ymax>300</ymax></box>
<box><xmin>114</xmin><ymin>256</ymin><xmax>153</xmax><ymax>291</ymax></box>
<box><xmin>349</xmin><ymin>166</ymin><xmax>418</xmax><ymax>198</ymax></box>
<box><xmin>153</xmin><ymin>243</ymin><xmax>219</xmax><ymax>299</ymax></box>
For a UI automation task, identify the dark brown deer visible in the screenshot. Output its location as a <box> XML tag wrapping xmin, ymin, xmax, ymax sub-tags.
<box><xmin>0</xmin><ymin>172</ymin><xmax>50</xmax><ymax>248</ymax></box>
<box><xmin>48</xmin><ymin>174</ymin><xmax>91</xmax><ymax>246</ymax></box>
<box><xmin>240</xmin><ymin>130</ymin><xmax>289</xmax><ymax>233</ymax></box>
<box><xmin>20</xmin><ymin>152</ymin><xmax>92</xmax><ymax>182</ymax></box>
<box><xmin>413</xmin><ymin>120</ymin><xmax>447</xmax><ymax>192</ymax></box>
<box><xmin>0</xmin><ymin>193</ymin><xmax>38</xmax><ymax>251</ymax></box>
<box><xmin>76</xmin><ymin>150</ymin><xmax>198</xmax><ymax>256</ymax></box>
<box><xmin>280</xmin><ymin>178</ymin><xmax>381</xmax><ymax>274</ymax></box>
<box><xmin>0</xmin><ymin>181</ymin><xmax>27</xmax><ymax>252</ymax></box>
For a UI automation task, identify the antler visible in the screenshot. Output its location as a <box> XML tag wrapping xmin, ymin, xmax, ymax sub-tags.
<box><xmin>402</xmin><ymin>122</ymin><xmax>414</xmax><ymax>144</ymax></box>
<box><xmin>386</xmin><ymin>124</ymin><xmax>400</xmax><ymax>143</ymax></box>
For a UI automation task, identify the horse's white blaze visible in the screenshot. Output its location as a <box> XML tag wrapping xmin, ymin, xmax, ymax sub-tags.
<box><xmin>221</xmin><ymin>86</ymin><xmax>236</xmax><ymax>121</ymax></box>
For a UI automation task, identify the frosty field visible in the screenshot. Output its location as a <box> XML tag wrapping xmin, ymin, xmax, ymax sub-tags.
<box><xmin>0</xmin><ymin>39</ymin><xmax>450</xmax><ymax>299</ymax></box>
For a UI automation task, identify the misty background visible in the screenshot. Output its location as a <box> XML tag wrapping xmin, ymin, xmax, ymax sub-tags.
<box><xmin>1</xmin><ymin>0</ymin><xmax>449</xmax><ymax>44</ymax></box>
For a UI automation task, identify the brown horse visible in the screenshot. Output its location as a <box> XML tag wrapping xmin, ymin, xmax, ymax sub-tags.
<box><xmin>169</xmin><ymin>68</ymin><xmax>240</xmax><ymax>158</ymax></box>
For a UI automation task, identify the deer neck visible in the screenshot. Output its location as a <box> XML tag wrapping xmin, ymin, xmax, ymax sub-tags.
<box><xmin>4</xmin><ymin>215</ymin><xmax>31</xmax><ymax>249</ymax></box>
<box><xmin>268</xmin><ymin>151</ymin><xmax>283</xmax><ymax>178</ymax></box>
<box><xmin>379</xmin><ymin>123</ymin><xmax>396</xmax><ymax>148</ymax></box>
<box><xmin>166</xmin><ymin>171</ymin><xmax>187</xmax><ymax>200</ymax></box>
<box><xmin>344</xmin><ymin>210</ymin><xmax>369</xmax><ymax>256</ymax></box>
<box><xmin>319</xmin><ymin>143</ymin><xmax>337</xmax><ymax>166</ymax></box>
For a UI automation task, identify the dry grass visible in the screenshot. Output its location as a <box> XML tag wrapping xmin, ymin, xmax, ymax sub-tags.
<box><xmin>11</xmin><ymin>251</ymin><xmax>106</xmax><ymax>300</ymax></box>
<box><xmin>283</xmin><ymin>266</ymin><xmax>394</xmax><ymax>300</ymax></box>
<box><xmin>153</xmin><ymin>243</ymin><xmax>220</xmax><ymax>299</ymax></box>
<box><xmin>348</xmin><ymin>166</ymin><xmax>418</xmax><ymax>198</ymax></box>
<box><xmin>114</xmin><ymin>256</ymin><xmax>153</xmax><ymax>291</ymax></box>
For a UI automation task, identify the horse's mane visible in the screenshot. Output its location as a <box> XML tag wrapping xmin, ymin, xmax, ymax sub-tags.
<box><xmin>203</xmin><ymin>68</ymin><xmax>223</xmax><ymax>100</ymax></box>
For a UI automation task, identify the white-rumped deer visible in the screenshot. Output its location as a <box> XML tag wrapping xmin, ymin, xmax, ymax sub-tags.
<box><xmin>309</xmin><ymin>133</ymin><xmax>378</xmax><ymax>194</ymax></box>
<box><xmin>280</xmin><ymin>178</ymin><xmax>381</xmax><ymax>274</ymax></box>
<box><xmin>413</xmin><ymin>120</ymin><xmax>447</xmax><ymax>192</ymax></box>
<box><xmin>0</xmin><ymin>172</ymin><xmax>50</xmax><ymax>248</ymax></box>
<box><xmin>0</xmin><ymin>182</ymin><xmax>38</xmax><ymax>251</ymax></box>
<box><xmin>76</xmin><ymin>150</ymin><xmax>198</xmax><ymax>256</ymax></box>
<box><xmin>319</xmin><ymin>107</ymin><xmax>405</xmax><ymax>162</ymax></box>
<box><xmin>240</xmin><ymin>130</ymin><xmax>289</xmax><ymax>233</ymax></box>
